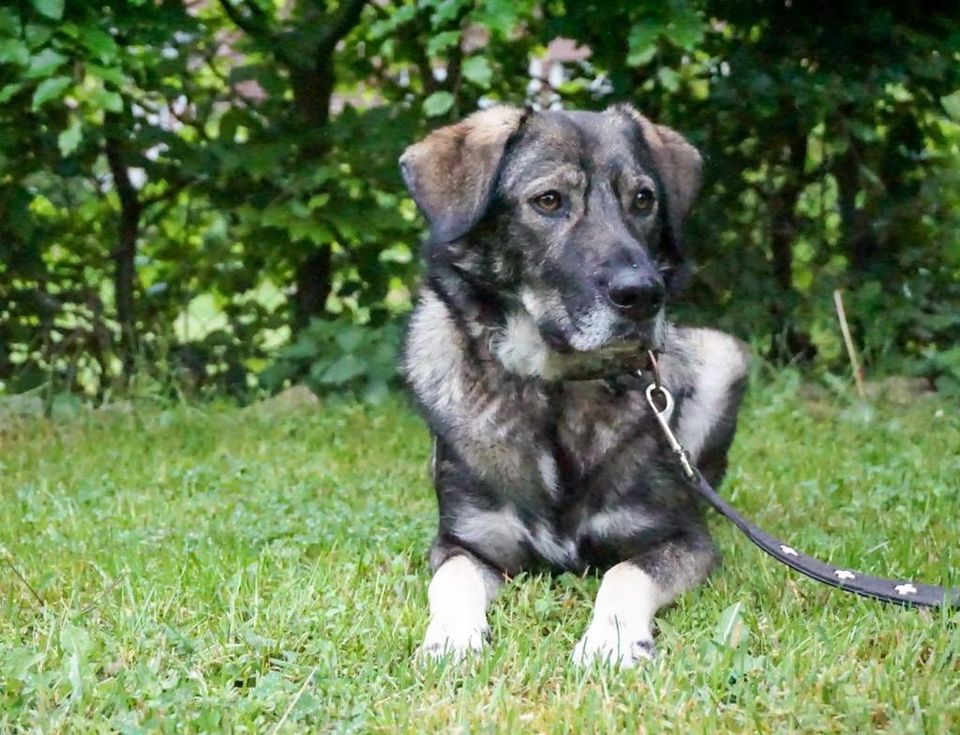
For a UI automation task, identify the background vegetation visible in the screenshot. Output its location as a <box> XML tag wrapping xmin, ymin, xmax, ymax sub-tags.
<box><xmin>2</xmin><ymin>0</ymin><xmax>959</xmax><ymax>404</ymax></box>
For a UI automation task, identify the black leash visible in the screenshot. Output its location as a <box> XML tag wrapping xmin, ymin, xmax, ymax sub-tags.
<box><xmin>642</xmin><ymin>352</ymin><xmax>960</xmax><ymax>610</ymax></box>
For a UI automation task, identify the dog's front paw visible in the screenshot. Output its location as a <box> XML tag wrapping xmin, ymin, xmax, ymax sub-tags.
<box><xmin>572</xmin><ymin>618</ymin><xmax>656</xmax><ymax>668</ymax></box>
<box><xmin>417</xmin><ymin>615</ymin><xmax>489</xmax><ymax>663</ymax></box>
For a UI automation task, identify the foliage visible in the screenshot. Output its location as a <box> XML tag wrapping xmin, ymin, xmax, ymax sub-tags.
<box><xmin>1</xmin><ymin>0</ymin><xmax>958</xmax><ymax>401</ymax></box>
<box><xmin>261</xmin><ymin>318</ymin><xmax>401</xmax><ymax>402</ymax></box>
<box><xmin>1</xmin><ymin>383</ymin><xmax>959</xmax><ymax>730</ymax></box>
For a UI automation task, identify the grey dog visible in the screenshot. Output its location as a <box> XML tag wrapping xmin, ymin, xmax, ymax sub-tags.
<box><xmin>399</xmin><ymin>104</ymin><xmax>748</xmax><ymax>666</ymax></box>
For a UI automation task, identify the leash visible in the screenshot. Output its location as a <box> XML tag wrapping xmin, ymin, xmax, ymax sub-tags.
<box><xmin>642</xmin><ymin>351</ymin><xmax>960</xmax><ymax>610</ymax></box>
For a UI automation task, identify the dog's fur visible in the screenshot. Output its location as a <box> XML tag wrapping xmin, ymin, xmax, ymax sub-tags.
<box><xmin>399</xmin><ymin>104</ymin><xmax>749</xmax><ymax>666</ymax></box>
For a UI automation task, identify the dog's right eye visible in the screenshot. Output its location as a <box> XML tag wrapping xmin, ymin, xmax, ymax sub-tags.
<box><xmin>531</xmin><ymin>190</ymin><xmax>563</xmax><ymax>214</ymax></box>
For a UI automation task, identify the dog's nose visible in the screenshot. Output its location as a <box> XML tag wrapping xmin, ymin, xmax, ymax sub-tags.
<box><xmin>606</xmin><ymin>270</ymin><xmax>665</xmax><ymax>318</ymax></box>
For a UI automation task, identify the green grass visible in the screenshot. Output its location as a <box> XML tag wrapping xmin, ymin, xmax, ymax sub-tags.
<box><xmin>2</xmin><ymin>375</ymin><xmax>959</xmax><ymax>733</ymax></box>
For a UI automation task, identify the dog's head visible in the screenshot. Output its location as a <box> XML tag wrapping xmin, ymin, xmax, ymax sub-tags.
<box><xmin>400</xmin><ymin>105</ymin><xmax>701</xmax><ymax>358</ymax></box>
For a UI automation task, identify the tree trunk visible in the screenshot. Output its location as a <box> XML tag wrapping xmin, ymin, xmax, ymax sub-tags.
<box><xmin>767</xmin><ymin>134</ymin><xmax>817</xmax><ymax>363</ymax></box>
<box><xmin>219</xmin><ymin>0</ymin><xmax>369</xmax><ymax>333</ymax></box>
<box><xmin>104</xmin><ymin>135</ymin><xmax>142</xmax><ymax>382</ymax></box>
<box><xmin>835</xmin><ymin>145</ymin><xmax>877</xmax><ymax>275</ymax></box>
<box><xmin>293</xmin><ymin>246</ymin><xmax>333</xmax><ymax>330</ymax></box>
<box><xmin>289</xmin><ymin>53</ymin><xmax>335</xmax><ymax>330</ymax></box>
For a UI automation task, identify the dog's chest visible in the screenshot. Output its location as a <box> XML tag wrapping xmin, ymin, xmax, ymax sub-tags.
<box><xmin>552</xmin><ymin>381</ymin><xmax>649</xmax><ymax>474</ymax></box>
<box><xmin>447</xmin><ymin>381</ymin><xmax>668</xmax><ymax>572</ymax></box>
<box><xmin>460</xmin><ymin>379</ymin><xmax>646</xmax><ymax>498</ymax></box>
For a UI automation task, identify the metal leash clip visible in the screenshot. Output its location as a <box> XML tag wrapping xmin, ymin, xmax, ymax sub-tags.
<box><xmin>641</xmin><ymin>350</ymin><xmax>696</xmax><ymax>480</ymax></box>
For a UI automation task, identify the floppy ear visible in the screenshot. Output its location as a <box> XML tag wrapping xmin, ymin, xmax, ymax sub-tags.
<box><xmin>399</xmin><ymin>106</ymin><xmax>525</xmax><ymax>243</ymax></box>
<box><xmin>616</xmin><ymin>105</ymin><xmax>702</xmax><ymax>257</ymax></box>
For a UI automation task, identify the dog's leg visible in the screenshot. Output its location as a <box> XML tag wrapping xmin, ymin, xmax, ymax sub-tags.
<box><xmin>573</xmin><ymin>532</ymin><xmax>716</xmax><ymax>667</ymax></box>
<box><xmin>419</xmin><ymin>553</ymin><xmax>502</xmax><ymax>662</ymax></box>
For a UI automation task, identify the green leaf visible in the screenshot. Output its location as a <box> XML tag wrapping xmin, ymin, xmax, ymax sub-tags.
<box><xmin>87</xmin><ymin>64</ymin><xmax>125</xmax><ymax>87</ymax></box>
<box><xmin>423</xmin><ymin>91</ymin><xmax>455</xmax><ymax>117</ymax></box>
<box><xmin>5</xmin><ymin>646</ymin><xmax>44</xmax><ymax>680</ymax></box>
<box><xmin>58</xmin><ymin>116</ymin><xmax>82</xmax><ymax>157</ymax></box>
<box><xmin>58</xmin><ymin>622</ymin><xmax>91</xmax><ymax>700</ymax></box>
<box><xmin>627</xmin><ymin>24</ymin><xmax>659</xmax><ymax>67</ymax></box>
<box><xmin>56</xmin><ymin>20</ymin><xmax>80</xmax><ymax>39</ymax></box>
<box><xmin>713</xmin><ymin>602</ymin><xmax>746</xmax><ymax>648</ymax></box>
<box><xmin>941</xmin><ymin>91</ymin><xmax>960</xmax><ymax>122</ymax></box>
<box><xmin>31</xmin><ymin>75</ymin><xmax>71</xmax><ymax>109</ymax></box>
<box><xmin>278</xmin><ymin>336</ymin><xmax>320</xmax><ymax>361</ymax></box>
<box><xmin>259</xmin><ymin>361</ymin><xmax>299</xmax><ymax>390</ymax></box>
<box><xmin>318</xmin><ymin>354</ymin><xmax>366</xmax><ymax>385</ymax></box>
<box><xmin>0</xmin><ymin>39</ymin><xmax>30</xmax><ymax>66</ymax></box>
<box><xmin>362</xmin><ymin>379</ymin><xmax>390</xmax><ymax>404</ymax></box>
<box><xmin>0</xmin><ymin>83</ymin><xmax>24</xmax><ymax>104</ymax></box>
<box><xmin>473</xmin><ymin>0</ymin><xmax>527</xmax><ymax>36</ymax></box>
<box><xmin>334</xmin><ymin>326</ymin><xmax>365</xmax><ymax>353</ymax></box>
<box><xmin>657</xmin><ymin>67</ymin><xmax>680</xmax><ymax>92</ymax></box>
<box><xmin>31</xmin><ymin>0</ymin><xmax>64</xmax><ymax>20</ymax></box>
<box><xmin>430</xmin><ymin>0</ymin><xmax>470</xmax><ymax>27</ymax></box>
<box><xmin>288</xmin><ymin>219</ymin><xmax>333</xmax><ymax>245</ymax></box>
<box><xmin>664</xmin><ymin>12</ymin><xmax>704</xmax><ymax>50</ymax></box>
<box><xmin>887</xmin><ymin>82</ymin><xmax>913</xmax><ymax>103</ymax></box>
<box><xmin>462</xmin><ymin>56</ymin><xmax>492</xmax><ymax>88</ymax></box>
<box><xmin>307</xmin><ymin>193</ymin><xmax>330</xmax><ymax>210</ymax></box>
<box><xmin>24</xmin><ymin>22</ymin><xmax>53</xmax><ymax>47</ymax></box>
<box><xmin>81</xmin><ymin>28</ymin><xmax>118</xmax><ymax>63</ymax></box>
<box><xmin>426</xmin><ymin>30</ymin><xmax>460</xmax><ymax>57</ymax></box>
<box><xmin>26</xmin><ymin>48</ymin><xmax>68</xmax><ymax>79</ymax></box>
<box><xmin>90</xmin><ymin>88</ymin><xmax>123</xmax><ymax>113</ymax></box>
<box><xmin>368</xmin><ymin>3</ymin><xmax>415</xmax><ymax>40</ymax></box>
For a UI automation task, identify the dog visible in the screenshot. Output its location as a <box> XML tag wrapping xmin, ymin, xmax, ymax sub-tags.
<box><xmin>399</xmin><ymin>104</ymin><xmax>749</xmax><ymax>666</ymax></box>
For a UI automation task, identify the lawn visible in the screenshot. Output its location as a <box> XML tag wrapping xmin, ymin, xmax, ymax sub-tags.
<box><xmin>1</xmin><ymin>374</ymin><xmax>958</xmax><ymax>733</ymax></box>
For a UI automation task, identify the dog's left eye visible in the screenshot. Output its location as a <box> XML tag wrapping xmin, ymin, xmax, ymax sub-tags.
<box><xmin>531</xmin><ymin>190</ymin><xmax>563</xmax><ymax>214</ymax></box>
<box><xmin>633</xmin><ymin>188</ymin><xmax>656</xmax><ymax>215</ymax></box>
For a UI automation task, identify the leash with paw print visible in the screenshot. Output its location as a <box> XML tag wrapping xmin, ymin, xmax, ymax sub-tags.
<box><xmin>643</xmin><ymin>351</ymin><xmax>960</xmax><ymax>610</ymax></box>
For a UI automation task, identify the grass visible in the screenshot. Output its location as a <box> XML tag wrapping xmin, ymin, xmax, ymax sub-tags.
<box><xmin>1</xmin><ymin>373</ymin><xmax>958</xmax><ymax>733</ymax></box>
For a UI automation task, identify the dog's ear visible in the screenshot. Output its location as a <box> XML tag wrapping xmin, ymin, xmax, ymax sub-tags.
<box><xmin>615</xmin><ymin>105</ymin><xmax>702</xmax><ymax>262</ymax></box>
<box><xmin>399</xmin><ymin>106</ymin><xmax>525</xmax><ymax>243</ymax></box>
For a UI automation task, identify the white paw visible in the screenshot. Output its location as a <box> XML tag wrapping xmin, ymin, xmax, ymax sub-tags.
<box><xmin>572</xmin><ymin>618</ymin><xmax>656</xmax><ymax>668</ymax></box>
<box><xmin>417</xmin><ymin>614</ymin><xmax>489</xmax><ymax>663</ymax></box>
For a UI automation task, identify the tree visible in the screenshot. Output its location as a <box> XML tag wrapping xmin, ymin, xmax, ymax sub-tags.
<box><xmin>0</xmin><ymin>1</ymin><xmax>205</xmax><ymax>388</ymax></box>
<box><xmin>1</xmin><ymin>0</ymin><xmax>957</xmax><ymax>401</ymax></box>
